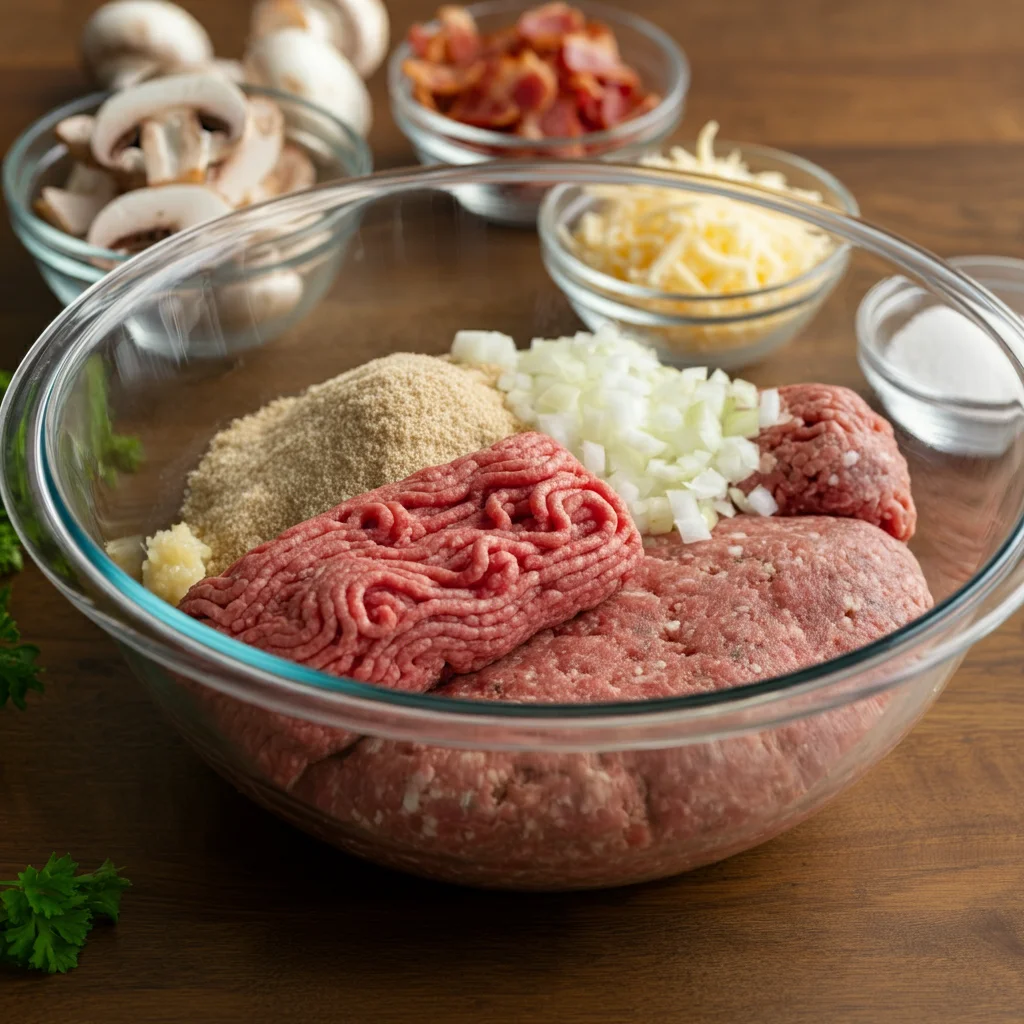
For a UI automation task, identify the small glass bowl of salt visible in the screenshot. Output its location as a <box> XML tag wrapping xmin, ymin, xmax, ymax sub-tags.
<box><xmin>857</xmin><ymin>255</ymin><xmax>1024</xmax><ymax>457</ymax></box>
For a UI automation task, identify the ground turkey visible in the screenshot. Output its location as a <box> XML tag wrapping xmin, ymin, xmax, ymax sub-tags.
<box><xmin>291</xmin><ymin>517</ymin><xmax>931</xmax><ymax>888</ymax></box>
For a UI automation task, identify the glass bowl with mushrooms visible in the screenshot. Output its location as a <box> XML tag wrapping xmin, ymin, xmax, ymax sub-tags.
<box><xmin>3</xmin><ymin>72</ymin><xmax>372</xmax><ymax>355</ymax></box>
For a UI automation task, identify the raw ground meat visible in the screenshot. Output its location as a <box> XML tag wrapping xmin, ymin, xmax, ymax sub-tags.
<box><xmin>743</xmin><ymin>384</ymin><xmax>916</xmax><ymax>541</ymax></box>
<box><xmin>176</xmin><ymin>387</ymin><xmax>932</xmax><ymax>888</ymax></box>
<box><xmin>180</xmin><ymin>433</ymin><xmax>641</xmax><ymax>689</ymax></box>
<box><xmin>289</xmin><ymin>516</ymin><xmax>931</xmax><ymax>887</ymax></box>
<box><xmin>438</xmin><ymin>517</ymin><xmax>930</xmax><ymax>703</ymax></box>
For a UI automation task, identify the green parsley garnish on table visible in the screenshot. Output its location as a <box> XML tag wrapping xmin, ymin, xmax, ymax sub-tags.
<box><xmin>0</xmin><ymin>855</ymin><xmax>130</xmax><ymax>974</ymax></box>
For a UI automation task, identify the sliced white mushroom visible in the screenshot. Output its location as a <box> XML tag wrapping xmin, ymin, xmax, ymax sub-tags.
<box><xmin>250</xmin><ymin>143</ymin><xmax>317</xmax><ymax>203</ymax></box>
<box><xmin>34</xmin><ymin>187</ymin><xmax>109</xmax><ymax>237</ymax></box>
<box><xmin>65</xmin><ymin>163</ymin><xmax>118</xmax><ymax>204</ymax></box>
<box><xmin>86</xmin><ymin>184</ymin><xmax>231</xmax><ymax>253</ymax></box>
<box><xmin>55</xmin><ymin>115</ymin><xmax>98</xmax><ymax>164</ymax></box>
<box><xmin>243</xmin><ymin>28</ymin><xmax>372</xmax><ymax>136</ymax></box>
<box><xmin>329</xmin><ymin>0</ymin><xmax>390</xmax><ymax>79</ymax></box>
<box><xmin>82</xmin><ymin>1</ymin><xmax>214</xmax><ymax>89</ymax></box>
<box><xmin>91</xmin><ymin>72</ymin><xmax>249</xmax><ymax>186</ymax></box>
<box><xmin>211</xmin><ymin>59</ymin><xmax>247</xmax><ymax>85</ymax></box>
<box><xmin>212</xmin><ymin>96</ymin><xmax>285</xmax><ymax>206</ymax></box>
<box><xmin>214</xmin><ymin>268</ymin><xmax>304</xmax><ymax>329</ymax></box>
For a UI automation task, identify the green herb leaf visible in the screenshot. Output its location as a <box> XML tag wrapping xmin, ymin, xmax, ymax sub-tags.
<box><xmin>76</xmin><ymin>860</ymin><xmax>132</xmax><ymax>923</ymax></box>
<box><xmin>0</xmin><ymin>586</ymin><xmax>43</xmax><ymax>710</ymax></box>
<box><xmin>0</xmin><ymin>371</ymin><xmax>24</xmax><ymax>576</ymax></box>
<box><xmin>0</xmin><ymin>856</ymin><xmax>129</xmax><ymax>974</ymax></box>
<box><xmin>14</xmin><ymin>854</ymin><xmax>84</xmax><ymax>918</ymax></box>
<box><xmin>0</xmin><ymin>518</ymin><xmax>23</xmax><ymax>576</ymax></box>
<box><xmin>83</xmin><ymin>357</ymin><xmax>144</xmax><ymax>486</ymax></box>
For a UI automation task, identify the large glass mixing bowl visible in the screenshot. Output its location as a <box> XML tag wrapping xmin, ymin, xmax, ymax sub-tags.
<box><xmin>4</xmin><ymin>163</ymin><xmax>1024</xmax><ymax>891</ymax></box>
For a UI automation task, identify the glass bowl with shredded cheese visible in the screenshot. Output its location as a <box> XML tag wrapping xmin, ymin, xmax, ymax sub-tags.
<box><xmin>539</xmin><ymin>122</ymin><xmax>858</xmax><ymax>369</ymax></box>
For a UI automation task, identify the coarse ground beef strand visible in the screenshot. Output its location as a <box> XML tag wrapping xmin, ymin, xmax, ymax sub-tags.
<box><xmin>743</xmin><ymin>384</ymin><xmax>916</xmax><ymax>541</ymax></box>
<box><xmin>180</xmin><ymin>432</ymin><xmax>642</xmax><ymax>691</ymax></box>
<box><xmin>285</xmin><ymin>516</ymin><xmax>932</xmax><ymax>888</ymax></box>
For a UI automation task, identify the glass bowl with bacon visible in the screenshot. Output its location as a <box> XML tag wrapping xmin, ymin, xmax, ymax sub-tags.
<box><xmin>388</xmin><ymin>0</ymin><xmax>689</xmax><ymax>225</ymax></box>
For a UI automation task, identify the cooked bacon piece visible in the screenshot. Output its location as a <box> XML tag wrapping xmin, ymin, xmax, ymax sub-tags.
<box><xmin>482</xmin><ymin>24</ymin><xmax>524</xmax><ymax>57</ymax></box>
<box><xmin>404</xmin><ymin>3</ymin><xmax>658</xmax><ymax>143</ymax></box>
<box><xmin>562</xmin><ymin>23</ymin><xmax>640</xmax><ymax>87</ymax></box>
<box><xmin>568</xmin><ymin>71</ymin><xmax>604</xmax><ymax>127</ymax></box>
<box><xmin>409</xmin><ymin>23</ymin><xmax>446</xmax><ymax>62</ymax></box>
<box><xmin>450</xmin><ymin>88</ymin><xmax>520</xmax><ymax>128</ymax></box>
<box><xmin>510</xmin><ymin>50</ymin><xmax>558</xmax><ymax>113</ymax></box>
<box><xmin>539</xmin><ymin>96</ymin><xmax>585</xmax><ymax>138</ymax></box>
<box><xmin>606</xmin><ymin>87</ymin><xmax>639</xmax><ymax>127</ymax></box>
<box><xmin>403</xmin><ymin>57</ymin><xmax>486</xmax><ymax>96</ymax></box>
<box><xmin>625</xmin><ymin>92</ymin><xmax>662</xmax><ymax>121</ymax></box>
<box><xmin>414</xmin><ymin>85</ymin><xmax>439</xmax><ymax>111</ymax></box>
<box><xmin>518</xmin><ymin>1</ymin><xmax>585</xmax><ymax>49</ymax></box>
<box><xmin>439</xmin><ymin>5</ymin><xmax>482</xmax><ymax>65</ymax></box>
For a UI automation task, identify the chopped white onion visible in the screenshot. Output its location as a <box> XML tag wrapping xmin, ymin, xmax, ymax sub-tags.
<box><xmin>759</xmin><ymin>388</ymin><xmax>782</xmax><ymax>428</ymax></box>
<box><xmin>451</xmin><ymin>330</ymin><xmax>518</xmax><ymax>371</ymax></box>
<box><xmin>730</xmin><ymin>379</ymin><xmax>759</xmax><ymax>410</ymax></box>
<box><xmin>582</xmin><ymin>440</ymin><xmax>606</xmax><ymax>476</ymax></box>
<box><xmin>450</xmin><ymin>327</ymin><xmax>781</xmax><ymax>542</ymax></box>
<box><xmin>747</xmin><ymin>485</ymin><xmax>779</xmax><ymax>517</ymax></box>
<box><xmin>687</xmin><ymin>468</ymin><xmax>729</xmax><ymax>501</ymax></box>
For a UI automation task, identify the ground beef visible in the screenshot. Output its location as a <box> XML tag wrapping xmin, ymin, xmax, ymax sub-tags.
<box><xmin>180</xmin><ymin>433</ymin><xmax>641</xmax><ymax>689</ymax></box>
<box><xmin>743</xmin><ymin>384</ymin><xmax>916</xmax><ymax>541</ymax></box>
<box><xmin>438</xmin><ymin>517</ymin><xmax>930</xmax><ymax>703</ymax></box>
<box><xmin>177</xmin><ymin>388</ymin><xmax>931</xmax><ymax>888</ymax></box>
<box><xmin>288</xmin><ymin>516</ymin><xmax>931</xmax><ymax>887</ymax></box>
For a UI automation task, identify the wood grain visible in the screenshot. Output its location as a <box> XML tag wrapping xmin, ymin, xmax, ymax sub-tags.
<box><xmin>2</xmin><ymin>0</ymin><xmax>1024</xmax><ymax>1021</ymax></box>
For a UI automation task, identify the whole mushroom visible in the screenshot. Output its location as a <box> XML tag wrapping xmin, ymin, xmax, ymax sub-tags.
<box><xmin>112</xmin><ymin>56</ymin><xmax>248</xmax><ymax>91</ymax></box>
<box><xmin>82</xmin><ymin>0</ymin><xmax>214</xmax><ymax>90</ymax></box>
<box><xmin>249</xmin><ymin>0</ymin><xmax>390</xmax><ymax>79</ymax></box>
<box><xmin>244</xmin><ymin>28</ymin><xmax>372</xmax><ymax>136</ymax></box>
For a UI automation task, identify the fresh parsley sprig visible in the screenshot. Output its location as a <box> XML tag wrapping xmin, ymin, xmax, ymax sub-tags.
<box><xmin>0</xmin><ymin>854</ymin><xmax>130</xmax><ymax>974</ymax></box>
<box><xmin>0</xmin><ymin>587</ymin><xmax>42</xmax><ymax>710</ymax></box>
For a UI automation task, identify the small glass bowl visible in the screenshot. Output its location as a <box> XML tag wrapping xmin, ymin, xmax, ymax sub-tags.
<box><xmin>3</xmin><ymin>86</ymin><xmax>373</xmax><ymax>357</ymax></box>
<box><xmin>857</xmin><ymin>255</ymin><xmax>1024</xmax><ymax>458</ymax></box>
<box><xmin>388</xmin><ymin>0</ymin><xmax>688</xmax><ymax>226</ymax></box>
<box><xmin>538</xmin><ymin>139</ymin><xmax>858</xmax><ymax>370</ymax></box>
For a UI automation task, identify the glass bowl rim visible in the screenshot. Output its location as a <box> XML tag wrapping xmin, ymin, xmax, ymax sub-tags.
<box><xmin>538</xmin><ymin>139</ymin><xmax>860</xmax><ymax>306</ymax></box>
<box><xmin>6</xmin><ymin>159</ymin><xmax>1024</xmax><ymax>737</ymax></box>
<box><xmin>387</xmin><ymin>0</ymin><xmax>690</xmax><ymax>152</ymax></box>
<box><xmin>1</xmin><ymin>84</ymin><xmax>374</xmax><ymax>266</ymax></box>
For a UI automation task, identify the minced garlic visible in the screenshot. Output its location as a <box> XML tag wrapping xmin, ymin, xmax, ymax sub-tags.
<box><xmin>141</xmin><ymin>522</ymin><xmax>211</xmax><ymax>606</ymax></box>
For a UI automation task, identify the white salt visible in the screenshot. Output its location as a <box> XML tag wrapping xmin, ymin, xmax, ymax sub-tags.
<box><xmin>886</xmin><ymin>305</ymin><xmax>1024</xmax><ymax>403</ymax></box>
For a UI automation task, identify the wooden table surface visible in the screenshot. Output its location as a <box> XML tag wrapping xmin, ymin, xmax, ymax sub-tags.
<box><xmin>3</xmin><ymin>0</ymin><xmax>1024</xmax><ymax>1020</ymax></box>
